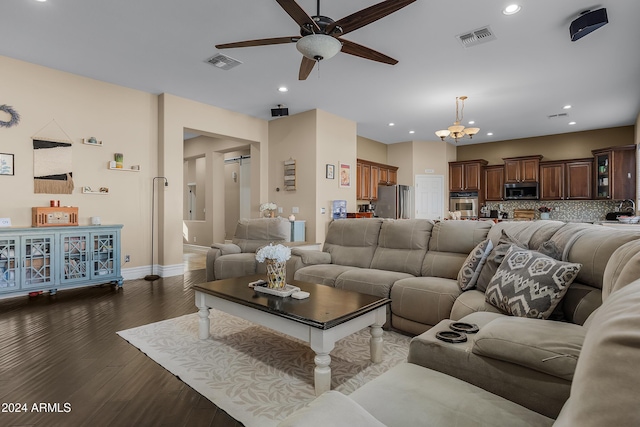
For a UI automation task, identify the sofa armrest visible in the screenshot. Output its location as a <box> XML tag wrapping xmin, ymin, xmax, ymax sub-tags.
<box><xmin>277</xmin><ymin>391</ymin><xmax>386</xmax><ymax>427</ymax></box>
<box><xmin>472</xmin><ymin>316</ymin><xmax>585</xmax><ymax>381</ymax></box>
<box><xmin>291</xmin><ymin>248</ymin><xmax>331</xmax><ymax>265</ymax></box>
<box><xmin>210</xmin><ymin>242</ymin><xmax>242</xmax><ymax>255</ymax></box>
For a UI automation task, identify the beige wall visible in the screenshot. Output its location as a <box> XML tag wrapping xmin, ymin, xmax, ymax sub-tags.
<box><xmin>0</xmin><ymin>55</ymin><xmax>157</xmax><ymax>274</ymax></box>
<box><xmin>456</xmin><ymin>126</ymin><xmax>634</xmax><ymax>165</ymax></box>
<box><xmin>357</xmin><ymin>136</ymin><xmax>387</xmax><ymax>164</ymax></box>
<box><xmin>268</xmin><ymin>109</ymin><xmax>357</xmax><ymax>243</ymax></box>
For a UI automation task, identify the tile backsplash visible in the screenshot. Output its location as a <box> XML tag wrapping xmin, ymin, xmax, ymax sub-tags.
<box><xmin>483</xmin><ymin>200</ymin><xmax>625</xmax><ymax>222</ymax></box>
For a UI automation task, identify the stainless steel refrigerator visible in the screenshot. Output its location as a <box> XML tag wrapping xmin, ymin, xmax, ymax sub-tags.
<box><xmin>376</xmin><ymin>185</ymin><xmax>414</xmax><ymax>219</ymax></box>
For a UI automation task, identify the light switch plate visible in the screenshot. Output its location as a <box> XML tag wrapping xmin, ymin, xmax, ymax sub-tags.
<box><xmin>292</xmin><ymin>207</ymin><xmax>299</xmax><ymax>213</ymax></box>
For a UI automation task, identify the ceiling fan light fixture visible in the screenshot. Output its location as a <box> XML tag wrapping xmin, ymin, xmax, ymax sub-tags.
<box><xmin>296</xmin><ymin>34</ymin><xmax>342</xmax><ymax>61</ymax></box>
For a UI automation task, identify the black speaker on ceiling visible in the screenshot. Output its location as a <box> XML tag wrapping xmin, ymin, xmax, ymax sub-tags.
<box><xmin>271</xmin><ymin>107</ymin><xmax>289</xmax><ymax>117</ymax></box>
<box><xmin>570</xmin><ymin>8</ymin><xmax>608</xmax><ymax>42</ymax></box>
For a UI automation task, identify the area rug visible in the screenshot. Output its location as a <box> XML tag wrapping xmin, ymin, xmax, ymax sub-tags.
<box><xmin>117</xmin><ymin>310</ymin><xmax>410</xmax><ymax>427</ymax></box>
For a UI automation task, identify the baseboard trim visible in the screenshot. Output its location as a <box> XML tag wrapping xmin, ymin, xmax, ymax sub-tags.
<box><xmin>122</xmin><ymin>264</ymin><xmax>184</xmax><ymax>280</ymax></box>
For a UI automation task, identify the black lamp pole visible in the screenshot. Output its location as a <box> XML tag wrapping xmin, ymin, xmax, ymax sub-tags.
<box><xmin>144</xmin><ymin>176</ymin><xmax>168</xmax><ymax>281</ymax></box>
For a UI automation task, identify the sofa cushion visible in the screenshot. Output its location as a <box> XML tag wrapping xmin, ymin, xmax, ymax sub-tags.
<box><xmin>294</xmin><ymin>264</ymin><xmax>357</xmax><ymax>287</ymax></box>
<box><xmin>323</xmin><ymin>218</ymin><xmax>383</xmax><ymax>268</ymax></box>
<box><xmin>370</xmin><ymin>219</ymin><xmax>433</xmax><ymax>276</ymax></box>
<box><xmin>391</xmin><ymin>277</ymin><xmax>461</xmax><ymax>330</ymax></box>
<box><xmin>472</xmin><ymin>316</ymin><xmax>585</xmax><ymax>381</ymax></box>
<box><xmin>485</xmin><ymin>247</ymin><xmax>581</xmax><ymax>319</ymax></box>
<box><xmin>349</xmin><ymin>363</ymin><xmax>554</xmax><ymax>427</ymax></box>
<box><xmin>457</xmin><ymin>238</ymin><xmax>493</xmax><ymax>291</ymax></box>
<box><xmin>450</xmin><ymin>289</ymin><xmax>502</xmax><ymax>321</ymax></box>
<box><xmin>278</xmin><ymin>391</ymin><xmax>386</xmax><ymax>427</ymax></box>
<box><xmin>476</xmin><ymin>229</ymin><xmax>528</xmax><ymax>292</ymax></box>
<box><xmin>232</xmin><ymin>217</ymin><xmax>291</xmax><ymax>253</ymax></box>
<box><xmin>213</xmin><ymin>253</ymin><xmax>258</xmax><ymax>280</ymax></box>
<box><xmin>335</xmin><ymin>268</ymin><xmax>414</xmax><ymax>298</ymax></box>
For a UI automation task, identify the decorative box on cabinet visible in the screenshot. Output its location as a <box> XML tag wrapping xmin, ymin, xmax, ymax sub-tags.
<box><xmin>592</xmin><ymin>145</ymin><xmax>636</xmax><ymax>200</ymax></box>
<box><xmin>503</xmin><ymin>155</ymin><xmax>542</xmax><ymax>183</ymax></box>
<box><xmin>0</xmin><ymin>225</ymin><xmax>123</xmax><ymax>299</ymax></box>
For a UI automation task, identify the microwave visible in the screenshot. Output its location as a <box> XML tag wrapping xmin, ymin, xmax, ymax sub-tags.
<box><xmin>504</xmin><ymin>182</ymin><xmax>539</xmax><ymax>200</ymax></box>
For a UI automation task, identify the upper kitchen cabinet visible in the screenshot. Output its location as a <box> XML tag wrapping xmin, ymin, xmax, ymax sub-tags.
<box><xmin>503</xmin><ymin>155</ymin><xmax>543</xmax><ymax>183</ymax></box>
<box><xmin>484</xmin><ymin>165</ymin><xmax>505</xmax><ymax>201</ymax></box>
<box><xmin>449</xmin><ymin>160</ymin><xmax>488</xmax><ymax>192</ymax></box>
<box><xmin>356</xmin><ymin>159</ymin><xmax>398</xmax><ymax>201</ymax></box>
<box><xmin>592</xmin><ymin>145</ymin><xmax>636</xmax><ymax>200</ymax></box>
<box><xmin>540</xmin><ymin>159</ymin><xmax>592</xmax><ymax>200</ymax></box>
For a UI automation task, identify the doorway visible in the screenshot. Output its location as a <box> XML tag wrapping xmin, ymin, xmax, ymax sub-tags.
<box><xmin>415</xmin><ymin>175</ymin><xmax>445</xmax><ymax>220</ymax></box>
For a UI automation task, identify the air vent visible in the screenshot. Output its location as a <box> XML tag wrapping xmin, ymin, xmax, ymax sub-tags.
<box><xmin>456</xmin><ymin>26</ymin><xmax>497</xmax><ymax>48</ymax></box>
<box><xmin>547</xmin><ymin>113</ymin><xmax>569</xmax><ymax>119</ymax></box>
<box><xmin>206</xmin><ymin>53</ymin><xmax>242</xmax><ymax>71</ymax></box>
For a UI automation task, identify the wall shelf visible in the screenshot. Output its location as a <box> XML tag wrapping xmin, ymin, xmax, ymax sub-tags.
<box><xmin>108</xmin><ymin>166</ymin><xmax>139</xmax><ymax>172</ymax></box>
<box><xmin>82</xmin><ymin>187</ymin><xmax>109</xmax><ymax>195</ymax></box>
<box><xmin>82</xmin><ymin>138</ymin><xmax>103</xmax><ymax>146</ymax></box>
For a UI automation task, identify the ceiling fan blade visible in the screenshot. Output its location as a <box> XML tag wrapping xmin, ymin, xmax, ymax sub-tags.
<box><xmin>340</xmin><ymin>39</ymin><xmax>398</xmax><ymax>65</ymax></box>
<box><xmin>275</xmin><ymin>0</ymin><xmax>321</xmax><ymax>32</ymax></box>
<box><xmin>327</xmin><ymin>0</ymin><xmax>416</xmax><ymax>36</ymax></box>
<box><xmin>298</xmin><ymin>57</ymin><xmax>316</xmax><ymax>80</ymax></box>
<box><xmin>216</xmin><ymin>36</ymin><xmax>300</xmax><ymax>49</ymax></box>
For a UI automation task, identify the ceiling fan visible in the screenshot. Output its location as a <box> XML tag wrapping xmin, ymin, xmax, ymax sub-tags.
<box><xmin>215</xmin><ymin>0</ymin><xmax>416</xmax><ymax>80</ymax></box>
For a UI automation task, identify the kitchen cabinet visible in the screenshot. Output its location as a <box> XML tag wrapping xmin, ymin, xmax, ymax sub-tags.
<box><xmin>503</xmin><ymin>155</ymin><xmax>542</xmax><ymax>183</ymax></box>
<box><xmin>356</xmin><ymin>159</ymin><xmax>398</xmax><ymax>201</ymax></box>
<box><xmin>540</xmin><ymin>159</ymin><xmax>592</xmax><ymax>200</ymax></box>
<box><xmin>592</xmin><ymin>145</ymin><xmax>636</xmax><ymax>200</ymax></box>
<box><xmin>484</xmin><ymin>165</ymin><xmax>505</xmax><ymax>201</ymax></box>
<box><xmin>0</xmin><ymin>225</ymin><xmax>123</xmax><ymax>299</ymax></box>
<box><xmin>449</xmin><ymin>160</ymin><xmax>487</xmax><ymax>192</ymax></box>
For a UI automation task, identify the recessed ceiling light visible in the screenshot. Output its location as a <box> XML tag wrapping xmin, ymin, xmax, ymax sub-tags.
<box><xmin>278</xmin><ymin>86</ymin><xmax>288</xmax><ymax>92</ymax></box>
<box><xmin>468</xmin><ymin>121</ymin><xmax>475</xmax><ymax>125</ymax></box>
<box><xmin>563</xmin><ymin>105</ymin><xmax>572</xmax><ymax>109</ymax></box>
<box><xmin>487</xmin><ymin>132</ymin><xmax>494</xmax><ymax>136</ymax></box>
<box><xmin>503</xmin><ymin>4</ymin><xmax>521</xmax><ymax>15</ymax></box>
<box><xmin>409</xmin><ymin>130</ymin><xmax>415</xmax><ymax>134</ymax></box>
<box><xmin>388</xmin><ymin>123</ymin><xmax>395</xmax><ymax>126</ymax></box>
<box><xmin>569</xmin><ymin>121</ymin><xmax>576</xmax><ymax>125</ymax></box>
<box><xmin>36</xmin><ymin>0</ymin><xmax>47</xmax><ymax>2</ymax></box>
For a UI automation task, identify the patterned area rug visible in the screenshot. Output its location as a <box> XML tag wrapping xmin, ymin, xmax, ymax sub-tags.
<box><xmin>117</xmin><ymin>310</ymin><xmax>410</xmax><ymax>427</ymax></box>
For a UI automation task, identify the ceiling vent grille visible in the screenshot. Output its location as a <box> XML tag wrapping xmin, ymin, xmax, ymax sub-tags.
<box><xmin>456</xmin><ymin>26</ymin><xmax>497</xmax><ymax>48</ymax></box>
<box><xmin>206</xmin><ymin>53</ymin><xmax>242</xmax><ymax>70</ymax></box>
<box><xmin>547</xmin><ymin>113</ymin><xmax>569</xmax><ymax>119</ymax></box>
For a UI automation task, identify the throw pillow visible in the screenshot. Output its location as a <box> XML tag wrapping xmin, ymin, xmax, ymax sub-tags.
<box><xmin>457</xmin><ymin>238</ymin><xmax>493</xmax><ymax>291</ymax></box>
<box><xmin>485</xmin><ymin>246</ymin><xmax>582</xmax><ymax>319</ymax></box>
<box><xmin>476</xmin><ymin>229</ymin><xmax>528</xmax><ymax>292</ymax></box>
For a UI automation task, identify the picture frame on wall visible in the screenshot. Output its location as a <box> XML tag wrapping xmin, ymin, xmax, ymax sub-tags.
<box><xmin>339</xmin><ymin>162</ymin><xmax>351</xmax><ymax>188</ymax></box>
<box><xmin>0</xmin><ymin>153</ymin><xmax>14</xmax><ymax>176</ymax></box>
<box><xmin>326</xmin><ymin>164</ymin><xmax>335</xmax><ymax>179</ymax></box>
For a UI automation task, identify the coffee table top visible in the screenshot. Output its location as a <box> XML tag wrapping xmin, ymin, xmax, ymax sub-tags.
<box><xmin>193</xmin><ymin>274</ymin><xmax>390</xmax><ymax>330</ymax></box>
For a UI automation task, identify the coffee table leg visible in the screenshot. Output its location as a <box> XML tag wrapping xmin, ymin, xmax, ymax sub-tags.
<box><xmin>313</xmin><ymin>352</ymin><xmax>332</xmax><ymax>395</ymax></box>
<box><xmin>370</xmin><ymin>307</ymin><xmax>386</xmax><ymax>363</ymax></box>
<box><xmin>197</xmin><ymin>302</ymin><xmax>210</xmax><ymax>340</ymax></box>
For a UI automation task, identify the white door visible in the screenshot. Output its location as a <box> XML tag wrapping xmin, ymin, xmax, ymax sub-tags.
<box><xmin>415</xmin><ymin>175</ymin><xmax>444</xmax><ymax>220</ymax></box>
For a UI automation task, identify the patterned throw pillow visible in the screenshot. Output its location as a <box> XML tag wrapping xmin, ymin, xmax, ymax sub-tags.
<box><xmin>485</xmin><ymin>246</ymin><xmax>582</xmax><ymax>319</ymax></box>
<box><xmin>458</xmin><ymin>239</ymin><xmax>493</xmax><ymax>291</ymax></box>
<box><xmin>476</xmin><ymin>230</ymin><xmax>528</xmax><ymax>292</ymax></box>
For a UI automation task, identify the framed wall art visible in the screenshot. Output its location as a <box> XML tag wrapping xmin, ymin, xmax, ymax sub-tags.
<box><xmin>339</xmin><ymin>162</ymin><xmax>351</xmax><ymax>188</ymax></box>
<box><xmin>326</xmin><ymin>164</ymin><xmax>335</xmax><ymax>179</ymax></box>
<box><xmin>0</xmin><ymin>153</ymin><xmax>14</xmax><ymax>176</ymax></box>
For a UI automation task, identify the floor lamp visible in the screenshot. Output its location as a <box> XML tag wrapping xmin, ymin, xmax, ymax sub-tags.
<box><xmin>145</xmin><ymin>176</ymin><xmax>168</xmax><ymax>281</ymax></box>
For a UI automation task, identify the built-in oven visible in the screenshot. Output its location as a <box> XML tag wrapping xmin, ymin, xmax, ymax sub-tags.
<box><xmin>449</xmin><ymin>192</ymin><xmax>478</xmax><ymax>219</ymax></box>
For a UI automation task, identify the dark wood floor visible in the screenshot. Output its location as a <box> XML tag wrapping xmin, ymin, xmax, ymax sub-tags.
<box><xmin>0</xmin><ymin>270</ymin><xmax>242</xmax><ymax>427</ymax></box>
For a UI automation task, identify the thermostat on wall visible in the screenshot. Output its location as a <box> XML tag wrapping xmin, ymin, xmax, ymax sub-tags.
<box><xmin>0</xmin><ymin>218</ymin><xmax>11</xmax><ymax>227</ymax></box>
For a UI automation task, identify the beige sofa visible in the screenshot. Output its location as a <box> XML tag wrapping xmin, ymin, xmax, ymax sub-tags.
<box><xmin>205</xmin><ymin>217</ymin><xmax>294</xmax><ymax>282</ymax></box>
<box><xmin>278</xmin><ymin>275</ymin><xmax>640</xmax><ymax>427</ymax></box>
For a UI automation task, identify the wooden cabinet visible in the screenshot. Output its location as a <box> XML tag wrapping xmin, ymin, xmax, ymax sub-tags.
<box><xmin>540</xmin><ymin>159</ymin><xmax>592</xmax><ymax>200</ymax></box>
<box><xmin>503</xmin><ymin>155</ymin><xmax>542</xmax><ymax>183</ymax></box>
<box><xmin>592</xmin><ymin>145</ymin><xmax>636</xmax><ymax>200</ymax></box>
<box><xmin>0</xmin><ymin>225</ymin><xmax>123</xmax><ymax>299</ymax></box>
<box><xmin>356</xmin><ymin>159</ymin><xmax>398</xmax><ymax>201</ymax></box>
<box><xmin>484</xmin><ymin>165</ymin><xmax>505</xmax><ymax>201</ymax></box>
<box><xmin>449</xmin><ymin>160</ymin><xmax>487</xmax><ymax>192</ymax></box>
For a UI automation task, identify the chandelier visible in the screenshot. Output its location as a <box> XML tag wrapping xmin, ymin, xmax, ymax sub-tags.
<box><xmin>435</xmin><ymin>96</ymin><xmax>480</xmax><ymax>143</ymax></box>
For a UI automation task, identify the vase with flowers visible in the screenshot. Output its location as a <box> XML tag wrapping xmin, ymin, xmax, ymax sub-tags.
<box><xmin>538</xmin><ymin>206</ymin><xmax>551</xmax><ymax>220</ymax></box>
<box><xmin>255</xmin><ymin>243</ymin><xmax>291</xmax><ymax>289</ymax></box>
<box><xmin>260</xmin><ymin>202</ymin><xmax>278</xmax><ymax>218</ymax></box>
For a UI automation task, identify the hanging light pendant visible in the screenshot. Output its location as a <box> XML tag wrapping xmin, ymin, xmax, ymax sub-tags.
<box><xmin>436</xmin><ymin>96</ymin><xmax>480</xmax><ymax>143</ymax></box>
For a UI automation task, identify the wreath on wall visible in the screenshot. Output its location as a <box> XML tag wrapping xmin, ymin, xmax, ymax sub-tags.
<box><xmin>0</xmin><ymin>104</ymin><xmax>20</xmax><ymax>128</ymax></box>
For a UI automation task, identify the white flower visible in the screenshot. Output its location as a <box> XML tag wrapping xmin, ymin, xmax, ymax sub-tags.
<box><xmin>255</xmin><ymin>243</ymin><xmax>291</xmax><ymax>263</ymax></box>
<box><xmin>259</xmin><ymin>202</ymin><xmax>277</xmax><ymax>212</ymax></box>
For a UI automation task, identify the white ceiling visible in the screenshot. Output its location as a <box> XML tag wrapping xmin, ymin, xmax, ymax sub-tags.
<box><xmin>2</xmin><ymin>0</ymin><xmax>639</xmax><ymax>145</ymax></box>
